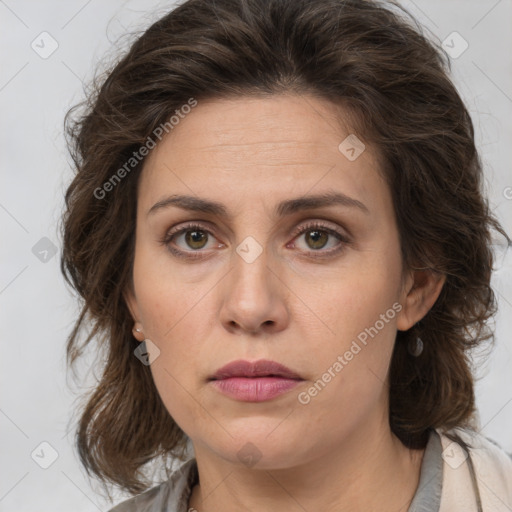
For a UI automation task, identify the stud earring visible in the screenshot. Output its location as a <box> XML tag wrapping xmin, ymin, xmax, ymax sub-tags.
<box><xmin>132</xmin><ymin>323</ymin><xmax>145</xmax><ymax>342</ymax></box>
<box><xmin>408</xmin><ymin>335</ymin><xmax>424</xmax><ymax>357</ymax></box>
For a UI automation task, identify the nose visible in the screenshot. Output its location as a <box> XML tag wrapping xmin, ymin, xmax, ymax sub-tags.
<box><xmin>219</xmin><ymin>248</ymin><xmax>289</xmax><ymax>336</ymax></box>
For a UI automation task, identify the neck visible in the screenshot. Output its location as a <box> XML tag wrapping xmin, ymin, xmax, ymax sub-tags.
<box><xmin>188</xmin><ymin>419</ymin><xmax>426</xmax><ymax>512</ymax></box>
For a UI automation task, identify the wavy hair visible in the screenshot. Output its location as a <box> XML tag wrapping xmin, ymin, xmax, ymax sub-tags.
<box><xmin>60</xmin><ymin>0</ymin><xmax>507</xmax><ymax>494</ymax></box>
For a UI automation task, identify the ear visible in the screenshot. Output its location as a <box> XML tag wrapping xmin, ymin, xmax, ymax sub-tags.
<box><xmin>396</xmin><ymin>269</ymin><xmax>446</xmax><ymax>331</ymax></box>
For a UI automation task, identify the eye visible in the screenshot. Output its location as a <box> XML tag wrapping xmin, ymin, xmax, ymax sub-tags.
<box><xmin>159</xmin><ymin>222</ymin><xmax>223</xmax><ymax>259</ymax></box>
<box><xmin>290</xmin><ymin>221</ymin><xmax>349</xmax><ymax>257</ymax></box>
<box><xmin>160</xmin><ymin>220</ymin><xmax>350</xmax><ymax>260</ymax></box>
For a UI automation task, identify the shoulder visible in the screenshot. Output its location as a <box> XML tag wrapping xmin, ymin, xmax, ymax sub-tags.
<box><xmin>108</xmin><ymin>482</ymin><xmax>169</xmax><ymax>512</ymax></box>
<box><xmin>108</xmin><ymin>458</ymin><xmax>198</xmax><ymax>512</ymax></box>
<box><xmin>439</xmin><ymin>426</ymin><xmax>512</xmax><ymax>471</ymax></box>
<box><xmin>436</xmin><ymin>427</ymin><xmax>512</xmax><ymax>511</ymax></box>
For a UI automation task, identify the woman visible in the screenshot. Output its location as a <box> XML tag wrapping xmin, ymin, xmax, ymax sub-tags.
<box><xmin>60</xmin><ymin>0</ymin><xmax>512</xmax><ymax>510</ymax></box>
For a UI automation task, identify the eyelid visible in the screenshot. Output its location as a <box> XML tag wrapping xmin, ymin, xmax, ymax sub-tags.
<box><xmin>289</xmin><ymin>219</ymin><xmax>349</xmax><ymax>240</ymax></box>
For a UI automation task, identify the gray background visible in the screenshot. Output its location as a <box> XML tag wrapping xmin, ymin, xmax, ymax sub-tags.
<box><xmin>1</xmin><ymin>0</ymin><xmax>511</xmax><ymax>510</ymax></box>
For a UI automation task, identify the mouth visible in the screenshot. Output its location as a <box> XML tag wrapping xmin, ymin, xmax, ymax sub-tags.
<box><xmin>210</xmin><ymin>359</ymin><xmax>303</xmax><ymax>380</ymax></box>
<box><xmin>209</xmin><ymin>359</ymin><xmax>304</xmax><ymax>402</ymax></box>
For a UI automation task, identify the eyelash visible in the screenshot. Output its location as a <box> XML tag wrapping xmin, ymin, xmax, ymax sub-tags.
<box><xmin>159</xmin><ymin>221</ymin><xmax>350</xmax><ymax>260</ymax></box>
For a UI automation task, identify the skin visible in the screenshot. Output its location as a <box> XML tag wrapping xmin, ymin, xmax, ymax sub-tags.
<box><xmin>125</xmin><ymin>94</ymin><xmax>445</xmax><ymax>512</ymax></box>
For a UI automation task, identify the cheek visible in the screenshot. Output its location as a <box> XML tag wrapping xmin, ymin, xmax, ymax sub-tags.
<box><xmin>295</xmin><ymin>285</ymin><xmax>400</xmax><ymax>434</ymax></box>
<box><xmin>293</xmin><ymin>251</ymin><xmax>403</xmax><ymax>400</ymax></box>
<box><xmin>136</xmin><ymin>282</ymin><xmax>206</xmax><ymax>385</ymax></box>
<box><xmin>131</xmin><ymin>248</ymin><xmax>215</xmax><ymax>370</ymax></box>
<box><xmin>134</xmin><ymin>282</ymin><xmax>212</xmax><ymax>434</ymax></box>
<box><xmin>132</xmin><ymin>243</ymin><xmax>199</xmax><ymax>336</ymax></box>
<box><xmin>300</xmin><ymin>252</ymin><xmax>402</xmax><ymax>347</ymax></box>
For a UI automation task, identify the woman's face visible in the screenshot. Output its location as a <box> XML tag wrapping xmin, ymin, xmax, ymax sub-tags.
<box><xmin>126</xmin><ymin>94</ymin><xmax>427</xmax><ymax>469</ymax></box>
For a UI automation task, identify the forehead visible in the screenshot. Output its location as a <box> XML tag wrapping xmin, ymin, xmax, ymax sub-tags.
<box><xmin>150</xmin><ymin>94</ymin><xmax>361</xmax><ymax>159</ymax></box>
<box><xmin>138</xmin><ymin>94</ymin><xmax>388</xmax><ymax>216</ymax></box>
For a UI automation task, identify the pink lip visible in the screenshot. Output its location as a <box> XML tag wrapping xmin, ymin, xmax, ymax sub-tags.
<box><xmin>209</xmin><ymin>359</ymin><xmax>303</xmax><ymax>402</ymax></box>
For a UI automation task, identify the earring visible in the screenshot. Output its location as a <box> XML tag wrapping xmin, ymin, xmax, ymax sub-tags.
<box><xmin>132</xmin><ymin>323</ymin><xmax>145</xmax><ymax>342</ymax></box>
<box><xmin>408</xmin><ymin>335</ymin><xmax>424</xmax><ymax>357</ymax></box>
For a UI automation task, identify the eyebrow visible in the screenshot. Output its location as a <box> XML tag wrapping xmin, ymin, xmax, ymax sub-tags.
<box><xmin>147</xmin><ymin>191</ymin><xmax>369</xmax><ymax>218</ymax></box>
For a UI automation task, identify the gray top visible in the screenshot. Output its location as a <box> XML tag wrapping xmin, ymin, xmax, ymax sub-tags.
<box><xmin>408</xmin><ymin>429</ymin><xmax>443</xmax><ymax>512</ymax></box>
<box><xmin>110</xmin><ymin>429</ymin><xmax>443</xmax><ymax>511</ymax></box>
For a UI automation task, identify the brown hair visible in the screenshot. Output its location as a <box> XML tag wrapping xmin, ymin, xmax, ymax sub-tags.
<box><xmin>60</xmin><ymin>0</ymin><xmax>507</xmax><ymax>494</ymax></box>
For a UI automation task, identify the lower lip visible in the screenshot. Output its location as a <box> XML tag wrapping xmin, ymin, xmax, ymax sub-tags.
<box><xmin>210</xmin><ymin>377</ymin><xmax>302</xmax><ymax>402</ymax></box>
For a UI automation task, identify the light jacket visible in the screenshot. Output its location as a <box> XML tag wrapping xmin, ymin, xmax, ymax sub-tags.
<box><xmin>437</xmin><ymin>427</ymin><xmax>512</xmax><ymax>511</ymax></box>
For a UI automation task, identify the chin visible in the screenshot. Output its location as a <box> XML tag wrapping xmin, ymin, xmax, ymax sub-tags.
<box><xmin>206</xmin><ymin>421</ymin><xmax>310</xmax><ymax>470</ymax></box>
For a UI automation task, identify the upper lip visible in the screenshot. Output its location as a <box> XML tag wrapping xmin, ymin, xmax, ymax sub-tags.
<box><xmin>210</xmin><ymin>359</ymin><xmax>303</xmax><ymax>380</ymax></box>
